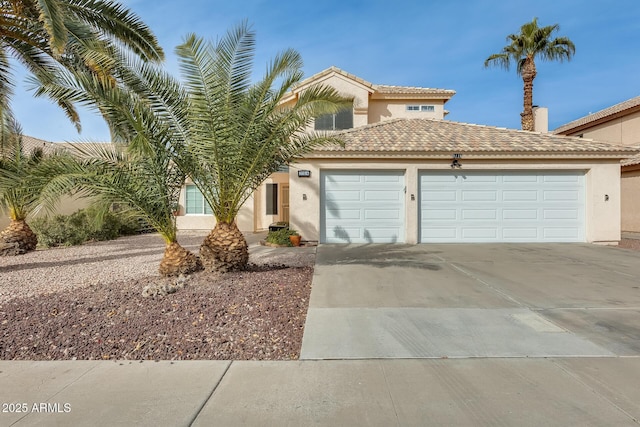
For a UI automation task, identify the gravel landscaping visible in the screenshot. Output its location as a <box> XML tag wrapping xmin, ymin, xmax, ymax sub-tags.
<box><xmin>0</xmin><ymin>232</ymin><xmax>315</xmax><ymax>361</ymax></box>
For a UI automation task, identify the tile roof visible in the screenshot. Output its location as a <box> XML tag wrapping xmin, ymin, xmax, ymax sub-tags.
<box><xmin>372</xmin><ymin>84</ymin><xmax>455</xmax><ymax>96</ymax></box>
<box><xmin>622</xmin><ymin>149</ymin><xmax>640</xmax><ymax>167</ymax></box>
<box><xmin>313</xmin><ymin>119</ymin><xmax>639</xmax><ymax>155</ymax></box>
<box><xmin>292</xmin><ymin>66</ymin><xmax>455</xmax><ymax>99</ymax></box>
<box><xmin>554</xmin><ymin>96</ymin><xmax>640</xmax><ymax>134</ymax></box>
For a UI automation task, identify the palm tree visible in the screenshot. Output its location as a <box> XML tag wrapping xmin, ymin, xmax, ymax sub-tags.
<box><xmin>38</xmin><ymin>22</ymin><xmax>352</xmax><ymax>273</ymax></box>
<box><xmin>0</xmin><ymin>0</ymin><xmax>164</xmax><ymax>135</ymax></box>
<box><xmin>0</xmin><ymin>115</ymin><xmax>45</xmax><ymax>254</ymax></box>
<box><xmin>175</xmin><ymin>24</ymin><xmax>352</xmax><ymax>272</ymax></box>
<box><xmin>484</xmin><ymin>17</ymin><xmax>575</xmax><ymax>131</ymax></box>
<box><xmin>37</xmin><ymin>73</ymin><xmax>201</xmax><ymax>276</ymax></box>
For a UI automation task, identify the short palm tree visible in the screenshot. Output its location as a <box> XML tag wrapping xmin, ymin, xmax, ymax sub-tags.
<box><xmin>175</xmin><ymin>24</ymin><xmax>352</xmax><ymax>272</ymax></box>
<box><xmin>37</xmin><ymin>73</ymin><xmax>201</xmax><ymax>276</ymax></box>
<box><xmin>0</xmin><ymin>115</ymin><xmax>45</xmax><ymax>254</ymax></box>
<box><xmin>484</xmin><ymin>17</ymin><xmax>575</xmax><ymax>131</ymax></box>
<box><xmin>0</xmin><ymin>0</ymin><xmax>164</xmax><ymax>135</ymax></box>
<box><xmin>38</xmin><ymin>22</ymin><xmax>352</xmax><ymax>273</ymax></box>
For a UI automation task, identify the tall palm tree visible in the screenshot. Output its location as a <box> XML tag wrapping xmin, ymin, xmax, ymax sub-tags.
<box><xmin>0</xmin><ymin>0</ymin><xmax>164</xmax><ymax>135</ymax></box>
<box><xmin>0</xmin><ymin>115</ymin><xmax>46</xmax><ymax>254</ymax></box>
<box><xmin>484</xmin><ymin>17</ymin><xmax>575</xmax><ymax>131</ymax></box>
<box><xmin>175</xmin><ymin>24</ymin><xmax>352</xmax><ymax>272</ymax></box>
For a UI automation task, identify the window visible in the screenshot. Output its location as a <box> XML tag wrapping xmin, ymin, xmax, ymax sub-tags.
<box><xmin>185</xmin><ymin>185</ymin><xmax>213</xmax><ymax>215</ymax></box>
<box><xmin>266</xmin><ymin>183</ymin><xmax>278</xmax><ymax>215</ymax></box>
<box><xmin>406</xmin><ymin>105</ymin><xmax>435</xmax><ymax>112</ymax></box>
<box><xmin>314</xmin><ymin>108</ymin><xmax>353</xmax><ymax>131</ymax></box>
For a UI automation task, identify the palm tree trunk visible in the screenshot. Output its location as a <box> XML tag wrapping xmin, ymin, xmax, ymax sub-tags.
<box><xmin>158</xmin><ymin>241</ymin><xmax>202</xmax><ymax>276</ymax></box>
<box><xmin>199</xmin><ymin>221</ymin><xmax>249</xmax><ymax>272</ymax></box>
<box><xmin>0</xmin><ymin>219</ymin><xmax>38</xmax><ymax>256</ymax></box>
<box><xmin>520</xmin><ymin>57</ymin><xmax>537</xmax><ymax>131</ymax></box>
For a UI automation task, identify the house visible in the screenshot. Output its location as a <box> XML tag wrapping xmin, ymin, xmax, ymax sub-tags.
<box><xmin>177</xmin><ymin>66</ymin><xmax>636</xmax><ymax>244</ymax></box>
<box><xmin>176</xmin><ymin>66</ymin><xmax>456</xmax><ymax>232</ymax></box>
<box><xmin>554</xmin><ymin>96</ymin><xmax>640</xmax><ymax>233</ymax></box>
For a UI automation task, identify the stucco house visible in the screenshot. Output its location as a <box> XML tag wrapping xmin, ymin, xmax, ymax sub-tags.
<box><xmin>554</xmin><ymin>96</ymin><xmax>640</xmax><ymax>233</ymax></box>
<box><xmin>6</xmin><ymin>69</ymin><xmax>637</xmax><ymax>245</ymax></box>
<box><xmin>175</xmin><ymin>66</ymin><xmax>456</xmax><ymax>232</ymax></box>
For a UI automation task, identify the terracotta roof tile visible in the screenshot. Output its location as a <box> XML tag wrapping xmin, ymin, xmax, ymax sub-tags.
<box><xmin>372</xmin><ymin>84</ymin><xmax>456</xmax><ymax>96</ymax></box>
<box><xmin>293</xmin><ymin>66</ymin><xmax>455</xmax><ymax>98</ymax></box>
<box><xmin>622</xmin><ymin>148</ymin><xmax>640</xmax><ymax>167</ymax></box>
<box><xmin>554</xmin><ymin>96</ymin><xmax>640</xmax><ymax>134</ymax></box>
<box><xmin>314</xmin><ymin>119</ymin><xmax>639</xmax><ymax>155</ymax></box>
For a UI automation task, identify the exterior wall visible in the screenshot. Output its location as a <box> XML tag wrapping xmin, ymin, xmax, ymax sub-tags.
<box><xmin>175</xmin><ymin>186</ymin><xmax>254</xmax><ymax>232</ymax></box>
<box><xmin>368</xmin><ymin>100</ymin><xmax>445</xmax><ymax>123</ymax></box>
<box><xmin>1</xmin><ymin>194</ymin><xmax>89</xmax><ymax>230</ymax></box>
<box><xmin>621</xmin><ymin>168</ymin><xmax>640</xmax><ymax>232</ymax></box>
<box><xmin>289</xmin><ymin>158</ymin><xmax>622</xmax><ymax>244</ymax></box>
<box><xmin>565</xmin><ymin>110</ymin><xmax>640</xmax><ymax>146</ymax></box>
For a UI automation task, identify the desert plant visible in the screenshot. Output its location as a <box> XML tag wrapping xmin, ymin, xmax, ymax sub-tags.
<box><xmin>266</xmin><ymin>227</ymin><xmax>298</xmax><ymax>247</ymax></box>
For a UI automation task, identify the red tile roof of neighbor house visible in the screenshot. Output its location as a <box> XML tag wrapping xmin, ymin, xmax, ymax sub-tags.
<box><xmin>553</xmin><ymin>95</ymin><xmax>640</xmax><ymax>134</ymax></box>
<box><xmin>312</xmin><ymin>118</ymin><xmax>640</xmax><ymax>155</ymax></box>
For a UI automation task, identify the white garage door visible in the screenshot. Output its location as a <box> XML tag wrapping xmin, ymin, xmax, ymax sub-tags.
<box><xmin>420</xmin><ymin>171</ymin><xmax>585</xmax><ymax>243</ymax></box>
<box><xmin>321</xmin><ymin>171</ymin><xmax>405</xmax><ymax>243</ymax></box>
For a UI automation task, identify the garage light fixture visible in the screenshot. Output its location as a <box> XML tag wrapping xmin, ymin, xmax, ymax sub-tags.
<box><xmin>451</xmin><ymin>153</ymin><xmax>462</xmax><ymax>169</ymax></box>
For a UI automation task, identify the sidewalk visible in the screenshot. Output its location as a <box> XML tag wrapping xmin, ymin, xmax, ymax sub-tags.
<box><xmin>2</xmin><ymin>358</ymin><xmax>640</xmax><ymax>426</ymax></box>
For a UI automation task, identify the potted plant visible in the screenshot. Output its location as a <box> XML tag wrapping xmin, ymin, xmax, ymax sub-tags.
<box><xmin>289</xmin><ymin>229</ymin><xmax>301</xmax><ymax>247</ymax></box>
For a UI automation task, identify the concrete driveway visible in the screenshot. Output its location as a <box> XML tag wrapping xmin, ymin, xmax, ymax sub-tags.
<box><xmin>301</xmin><ymin>243</ymin><xmax>640</xmax><ymax>359</ymax></box>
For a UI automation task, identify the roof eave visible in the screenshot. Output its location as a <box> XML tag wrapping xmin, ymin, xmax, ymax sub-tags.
<box><xmin>300</xmin><ymin>150</ymin><xmax>639</xmax><ymax>160</ymax></box>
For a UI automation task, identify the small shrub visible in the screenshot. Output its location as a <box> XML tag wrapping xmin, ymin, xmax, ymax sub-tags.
<box><xmin>31</xmin><ymin>207</ymin><xmax>142</xmax><ymax>248</ymax></box>
<box><xmin>266</xmin><ymin>227</ymin><xmax>298</xmax><ymax>246</ymax></box>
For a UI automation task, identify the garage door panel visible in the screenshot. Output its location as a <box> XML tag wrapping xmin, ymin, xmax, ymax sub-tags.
<box><xmin>423</xmin><ymin>209</ymin><xmax>457</xmax><ymax>220</ymax></box>
<box><xmin>365</xmin><ymin>209</ymin><xmax>402</xmax><ymax>220</ymax></box>
<box><xmin>424</xmin><ymin>190</ymin><xmax>457</xmax><ymax>201</ymax></box>
<box><xmin>462</xmin><ymin>209</ymin><xmax>497</xmax><ymax>220</ymax></box>
<box><xmin>322</xmin><ymin>171</ymin><xmax>405</xmax><ymax>243</ymax></box>
<box><xmin>326</xmin><ymin>190</ymin><xmax>361</xmax><ymax>201</ymax></box>
<box><xmin>503</xmin><ymin>209</ymin><xmax>538</xmax><ymax>220</ymax></box>
<box><xmin>544</xmin><ymin>190</ymin><xmax>579</xmax><ymax>201</ymax></box>
<box><xmin>420</xmin><ymin>171</ymin><xmax>585</xmax><ymax>243</ymax></box>
<box><xmin>462</xmin><ymin>228</ymin><xmax>498</xmax><ymax>239</ymax></box>
<box><xmin>364</xmin><ymin>190</ymin><xmax>402</xmax><ymax>201</ymax></box>
<box><xmin>503</xmin><ymin>190</ymin><xmax>538</xmax><ymax>201</ymax></box>
<box><xmin>462</xmin><ymin>191</ymin><xmax>497</xmax><ymax>201</ymax></box>
<box><xmin>503</xmin><ymin>228</ymin><xmax>539</xmax><ymax>239</ymax></box>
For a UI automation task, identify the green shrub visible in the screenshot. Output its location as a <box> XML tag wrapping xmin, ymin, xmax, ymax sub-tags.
<box><xmin>31</xmin><ymin>207</ymin><xmax>142</xmax><ymax>248</ymax></box>
<box><xmin>266</xmin><ymin>227</ymin><xmax>298</xmax><ymax>246</ymax></box>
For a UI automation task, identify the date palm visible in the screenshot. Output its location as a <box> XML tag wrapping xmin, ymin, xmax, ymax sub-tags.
<box><xmin>0</xmin><ymin>115</ymin><xmax>45</xmax><ymax>254</ymax></box>
<box><xmin>484</xmin><ymin>17</ymin><xmax>575</xmax><ymax>131</ymax></box>
<box><xmin>0</xmin><ymin>0</ymin><xmax>164</xmax><ymax>135</ymax></box>
<box><xmin>38</xmin><ymin>22</ymin><xmax>352</xmax><ymax>273</ymax></box>
<box><xmin>37</xmin><ymin>73</ymin><xmax>200</xmax><ymax>276</ymax></box>
<box><xmin>175</xmin><ymin>24</ymin><xmax>352</xmax><ymax>272</ymax></box>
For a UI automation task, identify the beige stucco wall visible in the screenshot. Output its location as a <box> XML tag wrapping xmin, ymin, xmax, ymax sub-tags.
<box><xmin>289</xmin><ymin>158</ymin><xmax>622</xmax><ymax>244</ymax></box>
<box><xmin>175</xmin><ymin>186</ymin><xmax>254</xmax><ymax>232</ymax></box>
<box><xmin>568</xmin><ymin>110</ymin><xmax>640</xmax><ymax>146</ymax></box>
<box><xmin>622</xmin><ymin>168</ymin><xmax>640</xmax><ymax>232</ymax></box>
<box><xmin>368</xmin><ymin>99</ymin><xmax>445</xmax><ymax>123</ymax></box>
<box><xmin>1</xmin><ymin>194</ymin><xmax>89</xmax><ymax>230</ymax></box>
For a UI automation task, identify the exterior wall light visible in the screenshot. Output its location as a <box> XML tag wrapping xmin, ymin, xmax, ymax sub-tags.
<box><xmin>451</xmin><ymin>153</ymin><xmax>462</xmax><ymax>169</ymax></box>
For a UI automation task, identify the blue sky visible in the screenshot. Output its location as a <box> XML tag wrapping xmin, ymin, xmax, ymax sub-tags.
<box><xmin>12</xmin><ymin>0</ymin><xmax>640</xmax><ymax>142</ymax></box>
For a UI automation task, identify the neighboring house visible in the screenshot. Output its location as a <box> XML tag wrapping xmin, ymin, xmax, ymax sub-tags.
<box><xmin>554</xmin><ymin>96</ymin><xmax>640</xmax><ymax>233</ymax></box>
<box><xmin>176</xmin><ymin>66</ymin><xmax>457</xmax><ymax>232</ymax></box>
<box><xmin>0</xmin><ymin>136</ymin><xmax>89</xmax><ymax>230</ymax></box>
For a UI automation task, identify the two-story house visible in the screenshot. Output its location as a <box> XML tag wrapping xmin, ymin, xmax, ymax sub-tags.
<box><xmin>177</xmin><ymin>67</ymin><xmax>636</xmax><ymax>245</ymax></box>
